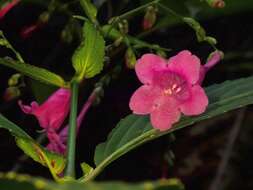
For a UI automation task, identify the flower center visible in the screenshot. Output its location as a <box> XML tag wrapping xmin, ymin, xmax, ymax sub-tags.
<box><xmin>153</xmin><ymin>70</ymin><xmax>190</xmax><ymax>101</ymax></box>
<box><xmin>163</xmin><ymin>83</ymin><xmax>183</xmax><ymax>95</ymax></box>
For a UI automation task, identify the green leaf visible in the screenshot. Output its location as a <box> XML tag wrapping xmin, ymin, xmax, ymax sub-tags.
<box><xmin>80</xmin><ymin>162</ymin><xmax>94</xmax><ymax>177</ymax></box>
<box><xmin>93</xmin><ymin>76</ymin><xmax>253</xmax><ymax>173</ymax></box>
<box><xmin>72</xmin><ymin>21</ymin><xmax>105</xmax><ymax>81</ymax></box>
<box><xmin>0</xmin><ymin>173</ymin><xmax>184</xmax><ymax>190</ymax></box>
<box><xmin>0</xmin><ymin>57</ymin><xmax>69</xmax><ymax>88</ymax></box>
<box><xmin>80</xmin><ymin>0</ymin><xmax>98</xmax><ymax>22</ymax></box>
<box><xmin>0</xmin><ymin>115</ymin><xmax>66</xmax><ymax>178</ymax></box>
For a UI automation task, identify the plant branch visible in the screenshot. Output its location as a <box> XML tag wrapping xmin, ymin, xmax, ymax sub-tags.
<box><xmin>209</xmin><ymin>108</ymin><xmax>246</xmax><ymax>190</ymax></box>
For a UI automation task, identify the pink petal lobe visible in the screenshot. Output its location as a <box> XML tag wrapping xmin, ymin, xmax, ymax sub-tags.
<box><xmin>150</xmin><ymin>96</ymin><xmax>180</xmax><ymax>131</ymax></box>
<box><xmin>168</xmin><ymin>50</ymin><xmax>200</xmax><ymax>84</ymax></box>
<box><xmin>129</xmin><ymin>85</ymin><xmax>160</xmax><ymax>115</ymax></box>
<box><xmin>18</xmin><ymin>100</ymin><xmax>39</xmax><ymax>114</ymax></box>
<box><xmin>135</xmin><ymin>54</ymin><xmax>167</xmax><ymax>84</ymax></box>
<box><xmin>180</xmin><ymin>85</ymin><xmax>208</xmax><ymax>115</ymax></box>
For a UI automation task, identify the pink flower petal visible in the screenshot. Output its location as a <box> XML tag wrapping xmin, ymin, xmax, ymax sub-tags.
<box><xmin>150</xmin><ymin>96</ymin><xmax>180</xmax><ymax>131</ymax></box>
<box><xmin>129</xmin><ymin>85</ymin><xmax>161</xmax><ymax>115</ymax></box>
<box><xmin>168</xmin><ymin>50</ymin><xmax>200</xmax><ymax>85</ymax></box>
<box><xmin>135</xmin><ymin>54</ymin><xmax>167</xmax><ymax>85</ymax></box>
<box><xmin>197</xmin><ymin>65</ymin><xmax>206</xmax><ymax>85</ymax></box>
<box><xmin>18</xmin><ymin>101</ymin><xmax>39</xmax><ymax>114</ymax></box>
<box><xmin>179</xmin><ymin>85</ymin><xmax>208</xmax><ymax>115</ymax></box>
<box><xmin>19</xmin><ymin>88</ymin><xmax>71</xmax><ymax>130</ymax></box>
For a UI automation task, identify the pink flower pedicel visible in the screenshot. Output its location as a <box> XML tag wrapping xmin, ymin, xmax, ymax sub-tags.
<box><xmin>129</xmin><ymin>50</ymin><xmax>212</xmax><ymax>131</ymax></box>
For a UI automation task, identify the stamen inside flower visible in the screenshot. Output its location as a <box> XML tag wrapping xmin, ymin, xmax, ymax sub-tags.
<box><xmin>164</xmin><ymin>88</ymin><xmax>172</xmax><ymax>95</ymax></box>
<box><xmin>154</xmin><ymin>70</ymin><xmax>190</xmax><ymax>101</ymax></box>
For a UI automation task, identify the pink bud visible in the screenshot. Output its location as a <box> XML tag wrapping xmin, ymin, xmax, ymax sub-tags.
<box><xmin>198</xmin><ymin>50</ymin><xmax>223</xmax><ymax>84</ymax></box>
<box><xmin>143</xmin><ymin>6</ymin><xmax>157</xmax><ymax>30</ymax></box>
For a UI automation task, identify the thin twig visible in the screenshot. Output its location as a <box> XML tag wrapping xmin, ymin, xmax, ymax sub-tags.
<box><xmin>209</xmin><ymin>108</ymin><xmax>246</xmax><ymax>190</ymax></box>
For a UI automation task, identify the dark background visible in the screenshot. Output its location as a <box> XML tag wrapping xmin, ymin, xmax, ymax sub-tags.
<box><xmin>0</xmin><ymin>0</ymin><xmax>253</xmax><ymax>189</ymax></box>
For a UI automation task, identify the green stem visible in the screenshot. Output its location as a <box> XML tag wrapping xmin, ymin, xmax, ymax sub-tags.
<box><xmin>65</xmin><ymin>81</ymin><xmax>79</xmax><ymax>178</ymax></box>
<box><xmin>111</xmin><ymin>0</ymin><xmax>161</xmax><ymax>21</ymax></box>
<box><xmin>0</xmin><ymin>32</ymin><xmax>24</xmax><ymax>63</ymax></box>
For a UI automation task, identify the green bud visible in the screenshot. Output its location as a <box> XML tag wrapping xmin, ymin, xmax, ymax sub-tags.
<box><xmin>8</xmin><ymin>73</ymin><xmax>22</xmax><ymax>86</ymax></box>
<box><xmin>118</xmin><ymin>19</ymin><xmax>129</xmax><ymax>34</ymax></box>
<box><xmin>125</xmin><ymin>48</ymin><xmax>136</xmax><ymax>69</ymax></box>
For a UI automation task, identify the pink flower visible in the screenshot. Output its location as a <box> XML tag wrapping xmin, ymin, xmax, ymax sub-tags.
<box><xmin>0</xmin><ymin>0</ymin><xmax>20</xmax><ymax>20</ymax></box>
<box><xmin>129</xmin><ymin>50</ymin><xmax>209</xmax><ymax>131</ymax></box>
<box><xmin>19</xmin><ymin>88</ymin><xmax>71</xmax><ymax>131</ymax></box>
<box><xmin>46</xmin><ymin>88</ymin><xmax>98</xmax><ymax>154</ymax></box>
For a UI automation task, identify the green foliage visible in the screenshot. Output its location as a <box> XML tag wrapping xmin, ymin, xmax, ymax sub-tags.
<box><xmin>102</xmin><ymin>25</ymin><xmax>170</xmax><ymax>52</ymax></box>
<box><xmin>93</xmin><ymin>76</ymin><xmax>253</xmax><ymax>173</ymax></box>
<box><xmin>80</xmin><ymin>162</ymin><xmax>94</xmax><ymax>177</ymax></box>
<box><xmin>72</xmin><ymin>21</ymin><xmax>105</xmax><ymax>81</ymax></box>
<box><xmin>182</xmin><ymin>17</ymin><xmax>217</xmax><ymax>46</ymax></box>
<box><xmin>146</xmin><ymin>0</ymin><xmax>253</xmax><ymax>39</ymax></box>
<box><xmin>0</xmin><ymin>173</ymin><xmax>185</xmax><ymax>190</ymax></box>
<box><xmin>0</xmin><ymin>115</ymin><xmax>66</xmax><ymax>179</ymax></box>
<box><xmin>0</xmin><ymin>58</ymin><xmax>69</xmax><ymax>88</ymax></box>
<box><xmin>80</xmin><ymin>0</ymin><xmax>98</xmax><ymax>23</ymax></box>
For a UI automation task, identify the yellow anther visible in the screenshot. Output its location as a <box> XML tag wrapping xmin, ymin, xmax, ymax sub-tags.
<box><xmin>164</xmin><ymin>88</ymin><xmax>172</xmax><ymax>95</ymax></box>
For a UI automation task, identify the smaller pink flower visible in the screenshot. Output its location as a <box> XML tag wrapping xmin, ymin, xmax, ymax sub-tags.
<box><xmin>129</xmin><ymin>50</ymin><xmax>209</xmax><ymax>131</ymax></box>
<box><xmin>19</xmin><ymin>88</ymin><xmax>71</xmax><ymax>131</ymax></box>
<box><xmin>0</xmin><ymin>0</ymin><xmax>20</xmax><ymax>20</ymax></box>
